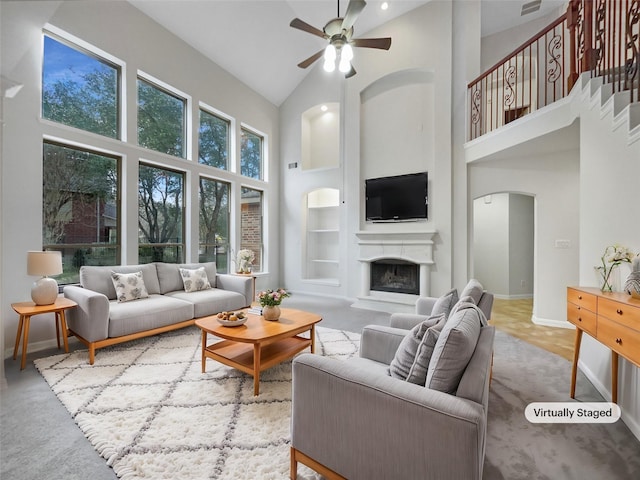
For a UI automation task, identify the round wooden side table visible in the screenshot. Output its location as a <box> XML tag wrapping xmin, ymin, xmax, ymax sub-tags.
<box><xmin>12</xmin><ymin>297</ymin><xmax>77</xmax><ymax>370</ymax></box>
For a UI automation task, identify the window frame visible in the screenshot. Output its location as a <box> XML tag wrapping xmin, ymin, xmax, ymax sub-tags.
<box><xmin>42</xmin><ymin>138</ymin><xmax>122</xmax><ymax>285</ymax></box>
<box><xmin>136</xmin><ymin>71</ymin><xmax>192</xmax><ymax>160</ymax></box>
<box><xmin>137</xmin><ymin>161</ymin><xmax>187</xmax><ymax>264</ymax></box>
<box><xmin>198</xmin><ymin>104</ymin><xmax>233</xmax><ymax>171</ymax></box>
<box><xmin>198</xmin><ymin>174</ymin><xmax>231</xmax><ymax>271</ymax></box>
<box><xmin>240</xmin><ymin>125</ymin><xmax>266</xmax><ymax>180</ymax></box>
<box><xmin>42</xmin><ymin>26</ymin><xmax>125</xmax><ymax>140</ymax></box>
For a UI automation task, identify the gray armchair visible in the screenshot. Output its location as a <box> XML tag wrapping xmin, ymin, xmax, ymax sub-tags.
<box><xmin>290</xmin><ymin>305</ymin><xmax>495</xmax><ymax>479</ymax></box>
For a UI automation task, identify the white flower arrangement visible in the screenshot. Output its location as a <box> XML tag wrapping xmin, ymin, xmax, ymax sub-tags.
<box><xmin>236</xmin><ymin>249</ymin><xmax>255</xmax><ymax>273</ymax></box>
<box><xmin>595</xmin><ymin>244</ymin><xmax>635</xmax><ymax>292</ymax></box>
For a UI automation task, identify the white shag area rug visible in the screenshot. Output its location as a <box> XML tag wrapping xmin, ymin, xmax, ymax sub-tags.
<box><xmin>34</xmin><ymin>325</ymin><xmax>360</xmax><ymax>480</ymax></box>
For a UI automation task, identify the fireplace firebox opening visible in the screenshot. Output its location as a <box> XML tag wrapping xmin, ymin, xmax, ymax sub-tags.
<box><xmin>370</xmin><ymin>259</ymin><xmax>420</xmax><ymax>295</ymax></box>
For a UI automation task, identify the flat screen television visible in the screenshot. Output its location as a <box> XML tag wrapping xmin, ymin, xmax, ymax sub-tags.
<box><xmin>365</xmin><ymin>172</ymin><xmax>428</xmax><ymax>222</ymax></box>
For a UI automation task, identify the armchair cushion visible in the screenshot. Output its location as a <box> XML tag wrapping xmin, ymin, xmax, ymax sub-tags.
<box><xmin>426</xmin><ymin>302</ymin><xmax>482</xmax><ymax>394</ymax></box>
<box><xmin>431</xmin><ymin>288</ymin><xmax>459</xmax><ymax>319</ymax></box>
<box><xmin>388</xmin><ymin>314</ymin><xmax>445</xmax><ymax>384</ymax></box>
<box><xmin>460</xmin><ymin>279</ymin><xmax>484</xmax><ymax>305</ymax></box>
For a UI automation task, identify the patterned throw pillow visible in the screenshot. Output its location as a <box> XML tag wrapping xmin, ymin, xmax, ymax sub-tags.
<box><xmin>111</xmin><ymin>271</ymin><xmax>149</xmax><ymax>303</ymax></box>
<box><xmin>179</xmin><ymin>267</ymin><xmax>212</xmax><ymax>293</ymax></box>
<box><xmin>389</xmin><ymin>313</ymin><xmax>446</xmax><ymax>383</ymax></box>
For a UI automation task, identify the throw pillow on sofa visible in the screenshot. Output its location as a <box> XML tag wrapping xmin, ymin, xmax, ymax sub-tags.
<box><xmin>405</xmin><ymin>317</ymin><xmax>446</xmax><ymax>385</ymax></box>
<box><xmin>111</xmin><ymin>271</ymin><xmax>149</xmax><ymax>303</ymax></box>
<box><xmin>459</xmin><ymin>279</ymin><xmax>484</xmax><ymax>305</ymax></box>
<box><xmin>431</xmin><ymin>288</ymin><xmax>459</xmax><ymax>319</ymax></box>
<box><xmin>389</xmin><ymin>313</ymin><xmax>445</xmax><ymax>383</ymax></box>
<box><xmin>179</xmin><ymin>266</ymin><xmax>212</xmax><ymax>293</ymax></box>
<box><xmin>425</xmin><ymin>302</ymin><xmax>482</xmax><ymax>394</ymax></box>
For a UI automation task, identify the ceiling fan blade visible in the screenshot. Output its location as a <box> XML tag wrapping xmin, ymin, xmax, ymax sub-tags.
<box><xmin>345</xmin><ymin>64</ymin><xmax>357</xmax><ymax>78</ymax></box>
<box><xmin>341</xmin><ymin>0</ymin><xmax>366</xmax><ymax>32</ymax></box>
<box><xmin>297</xmin><ymin>49</ymin><xmax>325</xmax><ymax>69</ymax></box>
<box><xmin>290</xmin><ymin>18</ymin><xmax>327</xmax><ymax>39</ymax></box>
<box><xmin>352</xmin><ymin>37</ymin><xmax>392</xmax><ymax>50</ymax></box>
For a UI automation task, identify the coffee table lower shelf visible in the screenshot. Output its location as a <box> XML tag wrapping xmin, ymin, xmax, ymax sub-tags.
<box><xmin>202</xmin><ymin>335</ymin><xmax>311</xmax><ymax>395</ymax></box>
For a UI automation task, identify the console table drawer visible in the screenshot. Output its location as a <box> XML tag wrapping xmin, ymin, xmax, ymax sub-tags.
<box><xmin>597</xmin><ymin>318</ymin><xmax>640</xmax><ymax>367</ymax></box>
<box><xmin>598</xmin><ymin>298</ymin><xmax>640</xmax><ymax>332</ymax></box>
<box><xmin>567</xmin><ymin>288</ymin><xmax>597</xmax><ymax>312</ymax></box>
<box><xmin>567</xmin><ymin>303</ymin><xmax>597</xmax><ymax>336</ymax></box>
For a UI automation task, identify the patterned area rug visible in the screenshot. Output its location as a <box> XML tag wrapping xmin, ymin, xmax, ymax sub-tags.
<box><xmin>34</xmin><ymin>326</ymin><xmax>360</xmax><ymax>480</ymax></box>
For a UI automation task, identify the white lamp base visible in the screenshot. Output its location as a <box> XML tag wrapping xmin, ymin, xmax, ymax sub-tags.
<box><xmin>31</xmin><ymin>277</ymin><xmax>59</xmax><ymax>305</ymax></box>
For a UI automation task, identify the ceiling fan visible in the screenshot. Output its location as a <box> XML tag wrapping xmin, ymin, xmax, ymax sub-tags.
<box><xmin>290</xmin><ymin>0</ymin><xmax>392</xmax><ymax>78</ymax></box>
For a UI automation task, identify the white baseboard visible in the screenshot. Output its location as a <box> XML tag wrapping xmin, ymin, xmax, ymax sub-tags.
<box><xmin>577</xmin><ymin>360</ymin><xmax>640</xmax><ymax>442</ymax></box>
<box><xmin>493</xmin><ymin>294</ymin><xmax>534</xmax><ymax>300</ymax></box>
<box><xmin>531</xmin><ymin>315</ymin><xmax>575</xmax><ymax>330</ymax></box>
<box><xmin>3</xmin><ymin>336</ymin><xmax>79</xmax><ymax>360</ymax></box>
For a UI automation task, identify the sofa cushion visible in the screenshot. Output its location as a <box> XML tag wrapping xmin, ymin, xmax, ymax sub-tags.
<box><xmin>388</xmin><ymin>314</ymin><xmax>445</xmax><ymax>382</ymax></box>
<box><xmin>460</xmin><ymin>279</ymin><xmax>484</xmax><ymax>305</ymax></box>
<box><xmin>179</xmin><ymin>266</ymin><xmax>212</xmax><ymax>293</ymax></box>
<box><xmin>156</xmin><ymin>262</ymin><xmax>217</xmax><ymax>294</ymax></box>
<box><xmin>426</xmin><ymin>302</ymin><xmax>482</xmax><ymax>394</ymax></box>
<box><xmin>164</xmin><ymin>288</ymin><xmax>247</xmax><ymax>318</ymax></box>
<box><xmin>431</xmin><ymin>288</ymin><xmax>459</xmax><ymax>319</ymax></box>
<box><xmin>80</xmin><ymin>264</ymin><xmax>161</xmax><ymax>300</ymax></box>
<box><xmin>406</xmin><ymin>320</ymin><xmax>445</xmax><ymax>385</ymax></box>
<box><xmin>108</xmin><ymin>295</ymin><xmax>194</xmax><ymax>338</ymax></box>
<box><xmin>111</xmin><ymin>271</ymin><xmax>149</xmax><ymax>303</ymax></box>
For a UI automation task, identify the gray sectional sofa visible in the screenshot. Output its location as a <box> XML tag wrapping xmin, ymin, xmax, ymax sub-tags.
<box><xmin>63</xmin><ymin>262</ymin><xmax>252</xmax><ymax>364</ymax></box>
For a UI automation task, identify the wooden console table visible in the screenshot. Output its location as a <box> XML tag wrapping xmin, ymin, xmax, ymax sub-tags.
<box><xmin>567</xmin><ymin>287</ymin><xmax>640</xmax><ymax>403</ymax></box>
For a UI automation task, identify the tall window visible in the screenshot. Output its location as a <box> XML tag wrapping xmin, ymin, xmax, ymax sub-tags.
<box><xmin>137</xmin><ymin>78</ymin><xmax>186</xmax><ymax>158</ymax></box>
<box><xmin>241</xmin><ymin>128</ymin><xmax>263</xmax><ymax>179</ymax></box>
<box><xmin>199</xmin><ymin>109</ymin><xmax>229</xmax><ymax>169</ymax></box>
<box><xmin>42</xmin><ymin>142</ymin><xmax>119</xmax><ymax>284</ymax></box>
<box><xmin>138</xmin><ymin>164</ymin><xmax>184</xmax><ymax>263</ymax></box>
<box><xmin>42</xmin><ymin>34</ymin><xmax>120</xmax><ymax>138</ymax></box>
<box><xmin>199</xmin><ymin>177</ymin><xmax>230</xmax><ymax>271</ymax></box>
<box><xmin>240</xmin><ymin>187</ymin><xmax>263</xmax><ymax>272</ymax></box>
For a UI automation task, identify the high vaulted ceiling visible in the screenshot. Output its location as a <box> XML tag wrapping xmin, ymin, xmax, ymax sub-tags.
<box><xmin>3</xmin><ymin>1</ymin><xmax>566</xmax><ymax>106</ymax></box>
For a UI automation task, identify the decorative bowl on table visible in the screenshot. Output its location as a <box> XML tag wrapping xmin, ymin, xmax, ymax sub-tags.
<box><xmin>216</xmin><ymin>311</ymin><xmax>247</xmax><ymax>327</ymax></box>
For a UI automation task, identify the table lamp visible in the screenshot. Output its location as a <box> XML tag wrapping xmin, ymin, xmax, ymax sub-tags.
<box><xmin>27</xmin><ymin>251</ymin><xmax>63</xmax><ymax>305</ymax></box>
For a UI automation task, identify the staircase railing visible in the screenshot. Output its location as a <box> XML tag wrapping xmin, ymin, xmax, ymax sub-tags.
<box><xmin>468</xmin><ymin>0</ymin><xmax>640</xmax><ymax>141</ymax></box>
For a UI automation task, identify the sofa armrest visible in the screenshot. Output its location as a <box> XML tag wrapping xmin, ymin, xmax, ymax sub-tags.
<box><xmin>359</xmin><ymin>325</ymin><xmax>408</xmax><ymax>364</ymax></box>
<box><xmin>291</xmin><ymin>354</ymin><xmax>486</xmax><ymax>480</ymax></box>
<box><xmin>215</xmin><ymin>274</ymin><xmax>252</xmax><ymax>306</ymax></box>
<box><xmin>63</xmin><ymin>285</ymin><xmax>110</xmax><ymax>342</ymax></box>
<box><xmin>388</xmin><ymin>313</ymin><xmax>430</xmax><ymax>330</ymax></box>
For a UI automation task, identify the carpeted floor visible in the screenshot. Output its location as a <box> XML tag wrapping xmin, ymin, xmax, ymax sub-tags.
<box><xmin>32</xmin><ymin>326</ymin><xmax>357</xmax><ymax>480</ymax></box>
<box><xmin>2</xmin><ymin>294</ymin><xmax>640</xmax><ymax>479</ymax></box>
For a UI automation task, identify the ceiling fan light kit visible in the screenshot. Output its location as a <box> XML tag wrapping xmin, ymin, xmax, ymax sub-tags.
<box><xmin>290</xmin><ymin>0</ymin><xmax>391</xmax><ymax>78</ymax></box>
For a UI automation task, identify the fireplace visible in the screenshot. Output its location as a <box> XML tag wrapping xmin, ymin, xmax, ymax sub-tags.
<box><xmin>353</xmin><ymin>230</ymin><xmax>437</xmax><ymax>313</ymax></box>
<box><xmin>370</xmin><ymin>259</ymin><xmax>419</xmax><ymax>295</ymax></box>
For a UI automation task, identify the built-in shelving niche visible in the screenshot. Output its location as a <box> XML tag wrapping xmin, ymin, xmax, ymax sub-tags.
<box><xmin>301</xmin><ymin>102</ymin><xmax>340</xmax><ymax>170</ymax></box>
<box><xmin>303</xmin><ymin>188</ymin><xmax>340</xmax><ymax>285</ymax></box>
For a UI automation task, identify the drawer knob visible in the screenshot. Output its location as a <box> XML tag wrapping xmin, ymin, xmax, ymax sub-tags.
<box><xmin>615</xmin><ymin>338</ymin><xmax>622</xmax><ymax>344</ymax></box>
<box><xmin>578</xmin><ymin>295</ymin><xmax>582</xmax><ymax>300</ymax></box>
<box><xmin>578</xmin><ymin>317</ymin><xmax>582</xmax><ymax>322</ymax></box>
<box><xmin>616</xmin><ymin>309</ymin><xmax>623</xmax><ymax>315</ymax></box>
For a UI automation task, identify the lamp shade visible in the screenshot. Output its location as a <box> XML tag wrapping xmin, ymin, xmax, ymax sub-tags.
<box><xmin>27</xmin><ymin>251</ymin><xmax>63</xmax><ymax>276</ymax></box>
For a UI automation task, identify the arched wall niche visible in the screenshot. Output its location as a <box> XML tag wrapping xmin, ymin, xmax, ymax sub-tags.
<box><xmin>359</xmin><ymin>68</ymin><xmax>436</xmax><ymax>229</ymax></box>
<box><xmin>301</xmin><ymin>102</ymin><xmax>340</xmax><ymax>170</ymax></box>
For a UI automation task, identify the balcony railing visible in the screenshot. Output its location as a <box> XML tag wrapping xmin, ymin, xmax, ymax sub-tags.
<box><xmin>468</xmin><ymin>0</ymin><xmax>640</xmax><ymax>141</ymax></box>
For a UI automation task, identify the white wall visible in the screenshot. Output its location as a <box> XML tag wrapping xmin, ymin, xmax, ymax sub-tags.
<box><xmin>473</xmin><ymin>193</ymin><xmax>511</xmax><ymax>295</ymax></box>
<box><xmin>577</xmin><ymin>90</ymin><xmax>640</xmax><ymax>439</ymax></box>
<box><xmin>1</xmin><ymin>1</ymin><xmax>280</xmax><ymax>356</ymax></box>
<box><xmin>469</xmin><ymin>149</ymin><xmax>580</xmax><ymax>323</ymax></box>
<box><xmin>281</xmin><ymin>0</ymin><xmax>466</xmax><ymax>300</ymax></box>
<box><xmin>509</xmin><ymin>193</ymin><xmax>534</xmax><ymax>296</ymax></box>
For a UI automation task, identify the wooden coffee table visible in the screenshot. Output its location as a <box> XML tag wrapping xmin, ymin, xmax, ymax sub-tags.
<box><xmin>195</xmin><ymin>308</ymin><xmax>322</xmax><ymax>395</ymax></box>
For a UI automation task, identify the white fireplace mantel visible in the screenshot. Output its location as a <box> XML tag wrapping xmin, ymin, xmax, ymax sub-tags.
<box><xmin>353</xmin><ymin>230</ymin><xmax>437</xmax><ymax>313</ymax></box>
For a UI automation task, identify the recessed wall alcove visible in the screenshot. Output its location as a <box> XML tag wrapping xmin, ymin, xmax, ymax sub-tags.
<box><xmin>301</xmin><ymin>102</ymin><xmax>339</xmax><ymax>170</ymax></box>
